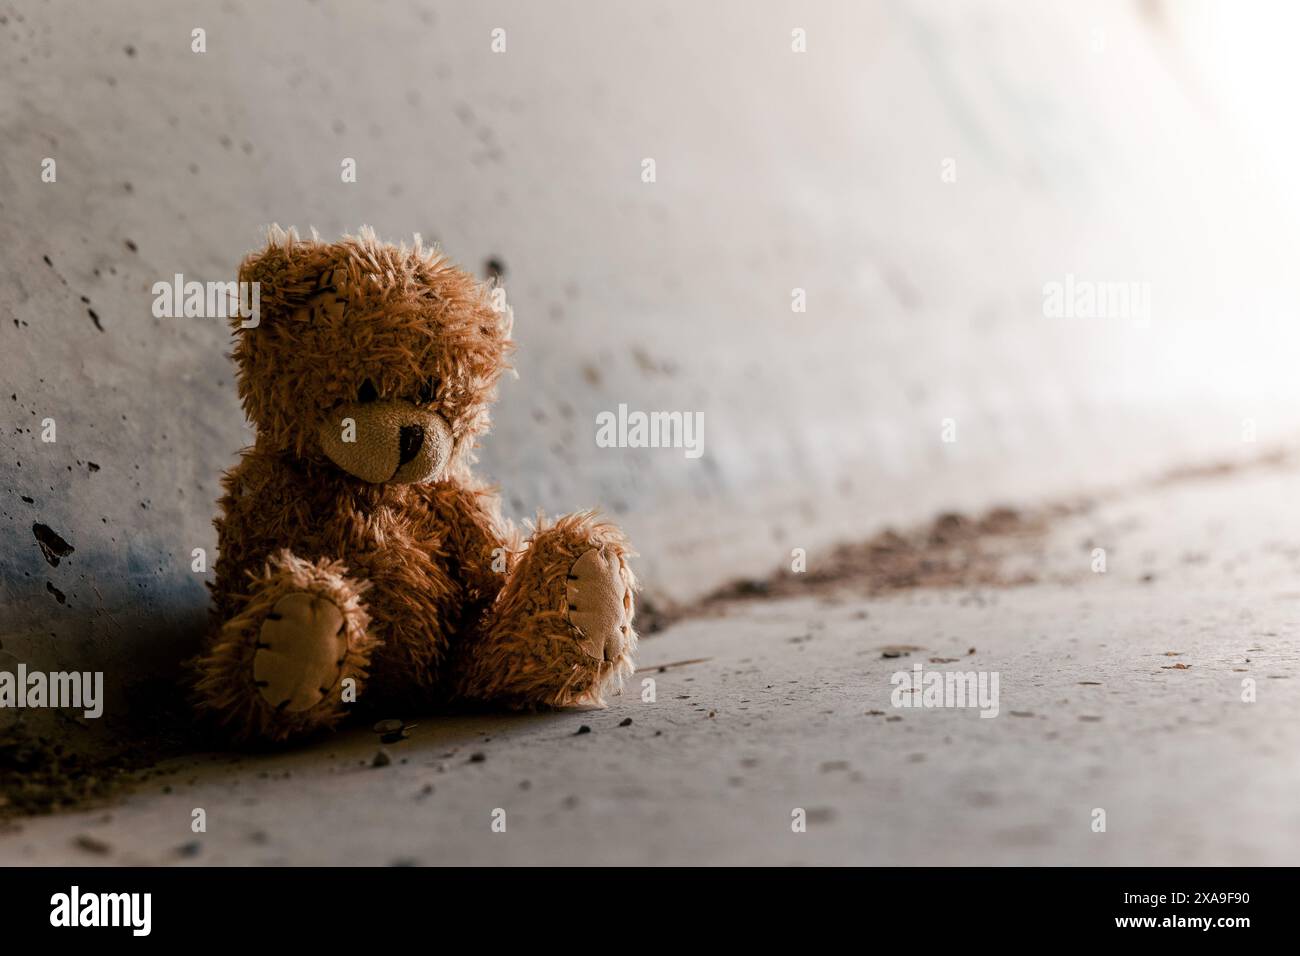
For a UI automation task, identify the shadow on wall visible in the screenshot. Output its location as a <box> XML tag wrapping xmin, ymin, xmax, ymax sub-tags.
<box><xmin>1</xmin><ymin>512</ymin><xmax>210</xmax><ymax>743</ymax></box>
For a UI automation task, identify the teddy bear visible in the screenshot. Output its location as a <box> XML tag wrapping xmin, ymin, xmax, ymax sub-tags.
<box><xmin>191</xmin><ymin>226</ymin><xmax>637</xmax><ymax>743</ymax></box>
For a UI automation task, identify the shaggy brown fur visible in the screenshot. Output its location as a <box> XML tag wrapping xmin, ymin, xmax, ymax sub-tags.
<box><xmin>192</xmin><ymin>227</ymin><xmax>637</xmax><ymax>743</ymax></box>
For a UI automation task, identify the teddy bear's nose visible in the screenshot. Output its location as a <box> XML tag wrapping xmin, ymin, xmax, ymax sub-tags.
<box><xmin>397</xmin><ymin>424</ymin><xmax>425</xmax><ymax>465</ymax></box>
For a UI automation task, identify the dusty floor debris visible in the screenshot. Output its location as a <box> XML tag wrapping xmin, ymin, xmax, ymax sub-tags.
<box><xmin>0</xmin><ymin>723</ymin><xmax>130</xmax><ymax>819</ymax></box>
<box><xmin>704</xmin><ymin>504</ymin><xmax>1067</xmax><ymax>605</ymax></box>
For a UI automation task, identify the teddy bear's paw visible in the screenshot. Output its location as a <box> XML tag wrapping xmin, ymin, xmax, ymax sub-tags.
<box><xmin>565</xmin><ymin>548</ymin><xmax>635</xmax><ymax>663</ymax></box>
<box><xmin>253</xmin><ymin>592</ymin><xmax>348</xmax><ymax>713</ymax></box>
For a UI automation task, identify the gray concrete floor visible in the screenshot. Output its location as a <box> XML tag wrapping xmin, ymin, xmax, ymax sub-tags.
<box><xmin>3</xmin><ymin>461</ymin><xmax>1299</xmax><ymax>865</ymax></box>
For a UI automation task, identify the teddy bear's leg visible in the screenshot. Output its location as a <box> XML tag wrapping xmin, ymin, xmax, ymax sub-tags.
<box><xmin>194</xmin><ymin>550</ymin><xmax>378</xmax><ymax>743</ymax></box>
<box><xmin>450</xmin><ymin>512</ymin><xmax>637</xmax><ymax>708</ymax></box>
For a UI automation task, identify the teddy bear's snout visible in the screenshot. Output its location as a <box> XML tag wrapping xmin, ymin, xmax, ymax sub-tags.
<box><xmin>317</xmin><ymin>400</ymin><xmax>453</xmax><ymax>485</ymax></box>
<box><xmin>397</xmin><ymin>424</ymin><xmax>425</xmax><ymax>466</ymax></box>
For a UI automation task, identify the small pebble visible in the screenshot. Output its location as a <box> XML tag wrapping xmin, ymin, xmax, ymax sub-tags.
<box><xmin>372</xmin><ymin>749</ymin><xmax>392</xmax><ymax>768</ymax></box>
<box><xmin>574</xmin><ymin>725</ymin><xmax>591</xmax><ymax>735</ymax></box>
<box><xmin>74</xmin><ymin>834</ymin><xmax>111</xmax><ymax>855</ymax></box>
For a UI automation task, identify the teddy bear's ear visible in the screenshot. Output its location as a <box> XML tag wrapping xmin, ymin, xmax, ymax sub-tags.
<box><xmin>233</xmin><ymin>225</ymin><xmax>328</xmax><ymax>332</ymax></box>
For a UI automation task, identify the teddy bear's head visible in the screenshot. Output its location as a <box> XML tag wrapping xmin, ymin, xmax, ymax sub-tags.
<box><xmin>231</xmin><ymin>226</ymin><xmax>513</xmax><ymax>484</ymax></box>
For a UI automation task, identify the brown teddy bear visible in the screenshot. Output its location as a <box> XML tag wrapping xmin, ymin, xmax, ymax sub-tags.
<box><xmin>192</xmin><ymin>226</ymin><xmax>637</xmax><ymax>743</ymax></box>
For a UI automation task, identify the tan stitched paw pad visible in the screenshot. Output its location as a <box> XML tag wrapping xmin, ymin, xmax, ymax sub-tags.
<box><xmin>565</xmin><ymin>548</ymin><xmax>634</xmax><ymax>662</ymax></box>
<box><xmin>253</xmin><ymin>592</ymin><xmax>347</xmax><ymax>713</ymax></box>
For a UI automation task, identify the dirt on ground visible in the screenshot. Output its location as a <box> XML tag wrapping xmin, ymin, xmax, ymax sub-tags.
<box><xmin>0</xmin><ymin>679</ymin><xmax>194</xmax><ymax>822</ymax></box>
<box><xmin>0</xmin><ymin>723</ymin><xmax>127</xmax><ymax>820</ymax></box>
<box><xmin>631</xmin><ymin>504</ymin><xmax>1068</xmax><ymax>632</ymax></box>
<box><xmin>699</xmin><ymin>504</ymin><xmax>1075</xmax><ymax>609</ymax></box>
<box><xmin>693</xmin><ymin>448</ymin><xmax>1296</xmax><ymax>613</ymax></box>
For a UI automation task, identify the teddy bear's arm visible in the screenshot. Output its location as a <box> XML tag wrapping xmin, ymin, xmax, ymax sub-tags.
<box><xmin>416</xmin><ymin>478</ymin><xmax>514</xmax><ymax>611</ymax></box>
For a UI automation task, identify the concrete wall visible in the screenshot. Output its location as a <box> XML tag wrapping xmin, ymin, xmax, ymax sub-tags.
<box><xmin>4</xmin><ymin>0</ymin><xmax>1300</xmax><ymax>731</ymax></box>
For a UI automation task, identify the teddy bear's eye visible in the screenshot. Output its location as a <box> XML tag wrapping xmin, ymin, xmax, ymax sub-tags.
<box><xmin>357</xmin><ymin>379</ymin><xmax>379</xmax><ymax>404</ymax></box>
<box><xmin>417</xmin><ymin>377</ymin><xmax>438</xmax><ymax>404</ymax></box>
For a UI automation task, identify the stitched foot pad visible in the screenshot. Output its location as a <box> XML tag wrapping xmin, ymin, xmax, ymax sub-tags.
<box><xmin>565</xmin><ymin>548</ymin><xmax>634</xmax><ymax>663</ymax></box>
<box><xmin>253</xmin><ymin>592</ymin><xmax>347</xmax><ymax>713</ymax></box>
